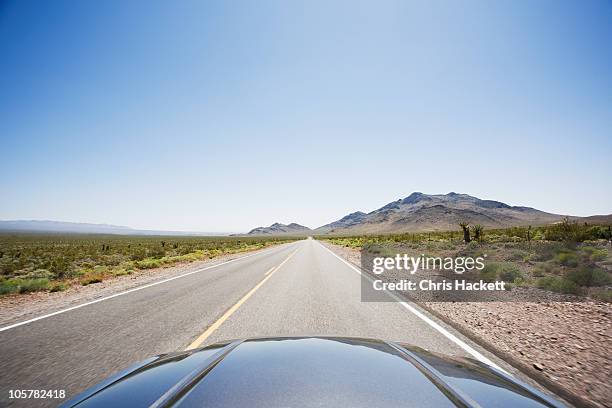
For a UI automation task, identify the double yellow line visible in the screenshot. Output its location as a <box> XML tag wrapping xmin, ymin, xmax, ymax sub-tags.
<box><xmin>185</xmin><ymin>249</ymin><xmax>298</xmax><ymax>350</ymax></box>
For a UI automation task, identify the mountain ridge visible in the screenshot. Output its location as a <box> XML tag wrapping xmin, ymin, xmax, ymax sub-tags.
<box><xmin>3</xmin><ymin>193</ymin><xmax>611</xmax><ymax>236</ymax></box>
<box><xmin>314</xmin><ymin>192</ymin><xmax>573</xmax><ymax>234</ymax></box>
<box><xmin>247</xmin><ymin>222</ymin><xmax>311</xmax><ymax>235</ymax></box>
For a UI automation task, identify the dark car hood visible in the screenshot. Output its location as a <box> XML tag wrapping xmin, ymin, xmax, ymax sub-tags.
<box><xmin>63</xmin><ymin>337</ymin><xmax>565</xmax><ymax>408</ymax></box>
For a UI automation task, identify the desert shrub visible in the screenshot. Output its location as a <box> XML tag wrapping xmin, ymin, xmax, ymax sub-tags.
<box><xmin>92</xmin><ymin>265</ymin><xmax>110</xmax><ymax>274</ymax></box>
<box><xmin>479</xmin><ymin>264</ymin><xmax>498</xmax><ymax>282</ymax></box>
<box><xmin>565</xmin><ymin>267</ymin><xmax>611</xmax><ymax>287</ymax></box>
<box><xmin>135</xmin><ymin>259</ymin><xmax>162</xmax><ymax>269</ymax></box>
<box><xmin>590</xmin><ymin>269</ymin><xmax>610</xmax><ymax>286</ymax></box>
<box><xmin>537</xmin><ymin>276</ymin><xmax>579</xmax><ymax>294</ymax></box>
<box><xmin>81</xmin><ymin>275</ymin><xmax>103</xmax><ymax>285</ymax></box>
<box><xmin>480</xmin><ymin>262</ymin><xmax>523</xmax><ymax>283</ymax></box>
<box><xmin>0</xmin><ymin>279</ymin><xmax>20</xmax><ymax>295</ymax></box>
<box><xmin>23</xmin><ymin>268</ymin><xmax>54</xmax><ymax>279</ymax></box>
<box><xmin>499</xmin><ymin>264</ymin><xmax>523</xmax><ymax>282</ymax></box>
<box><xmin>580</xmin><ymin>246</ymin><xmax>608</xmax><ymax>262</ymax></box>
<box><xmin>0</xmin><ymin>278</ymin><xmax>50</xmax><ymax>293</ymax></box>
<box><xmin>49</xmin><ymin>282</ymin><xmax>67</xmax><ymax>292</ymax></box>
<box><xmin>130</xmin><ymin>249</ymin><xmax>147</xmax><ymax>261</ymax></box>
<box><xmin>531</xmin><ymin>242</ymin><xmax>564</xmax><ymax>262</ymax></box>
<box><xmin>438</xmin><ymin>241</ymin><xmax>455</xmax><ymax>250</ymax></box>
<box><xmin>590</xmin><ymin>289</ymin><xmax>612</xmax><ymax>302</ymax></box>
<box><xmin>101</xmin><ymin>254</ymin><xmax>124</xmax><ymax>266</ymax></box>
<box><xmin>554</xmin><ymin>250</ymin><xmax>579</xmax><ymax>267</ymax></box>
<box><xmin>21</xmin><ymin>278</ymin><xmax>50</xmax><ymax>292</ymax></box>
<box><xmin>49</xmin><ymin>257</ymin><xmax>73</xmax><ymax>279</ymax></box>
<box><xmin>111</xmin><ymin>268</ymin><xmax>130</xmax><ymax>276</ymax></box>
<box><xmin>532</xmin><ymin>262</ymin><xmax>555</xmax><ymax>277</ymax></box>
<box><xmin>542</xmin><ymin>217</ymin><xmax>605</xmax><ymax>242</ymax></box>
<box><xmin>148</xmin><ymin>246</ymin><xmax>166</xmax><ymax>259</ymax></box>
<box><xmin>0</xmin><ymin>258</ymin><xmax>18</xmax><ymax>275</ymax></box>
<box><xmin>506</xmin><ymin>250</ymin><xmax>529</xmax><ymax>262</ymax></box>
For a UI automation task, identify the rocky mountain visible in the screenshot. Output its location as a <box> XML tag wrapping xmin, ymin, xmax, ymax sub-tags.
<box><xmin>314</xmin><ymin>192</ymin><xmax>563</xmax><ymax>234</ymax></box>
<box><xmin>247</xmin><ymin>222</ymin><xmax>311</xmax><ymax>235</ymax></box>
<box><xmin>315</xmin><ymin>212</ymin><xmax>368</xmax><ymax>234</ymax></box>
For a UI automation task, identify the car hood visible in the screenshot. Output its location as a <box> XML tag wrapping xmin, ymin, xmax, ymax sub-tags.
<box><xmin>63</xmin><ymin>337</ymin><xmax>565</xmax><ymax>408</ymax></box>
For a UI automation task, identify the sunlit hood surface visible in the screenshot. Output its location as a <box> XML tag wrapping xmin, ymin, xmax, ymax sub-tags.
<box><xmin>63</xmin><ymin>337</ymin><xmax>565</xmax><ymax>408</ymax></box>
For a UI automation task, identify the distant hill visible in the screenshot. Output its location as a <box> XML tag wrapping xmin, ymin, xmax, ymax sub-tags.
<box><xmin>0</xmin><ymin>220</ymin><xmax>229</xmax><ymax>236</ymax></box>
<box><xmin>247</xmin><ymin>222</ymin><xmax>311</xmax><ymax>235</ymax></box>
<box><xmin>0</xmin><ymin>220</ymin><xmax>134</xmax><ymax>234</ymax></box>
<box><xmin>315</xmin><ymin>192</ymin><xmax>565</xmax><ymax>234</ymax></box>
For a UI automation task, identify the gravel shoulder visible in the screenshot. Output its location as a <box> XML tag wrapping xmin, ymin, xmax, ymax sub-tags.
<box><xmin>322</xmin><ymin>241</ymin><xmax>612</xmax><ymax>408</ymax></box>
<box><xmin>0</xmin><ymin>244</ymin><xmax>283</xmax><ymax>327</ymax></box>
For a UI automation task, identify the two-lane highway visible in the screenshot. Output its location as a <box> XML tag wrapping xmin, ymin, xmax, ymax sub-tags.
<box><xmin>0</xmin><ymin>238</ymin><xmax>499</xmax><ymax>407</ymax></box>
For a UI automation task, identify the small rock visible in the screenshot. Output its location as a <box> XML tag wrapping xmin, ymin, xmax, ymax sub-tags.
<box><xmin>533</xmin><ymin>363</ymin><xmax>544</xmax><ymax>371</ymax></box>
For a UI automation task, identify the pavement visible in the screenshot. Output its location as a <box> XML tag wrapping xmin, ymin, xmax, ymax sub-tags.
<box><xmin>0</xmin><ymin>238</ymin><xmax>511</xmax><ymax>407</ymax></box>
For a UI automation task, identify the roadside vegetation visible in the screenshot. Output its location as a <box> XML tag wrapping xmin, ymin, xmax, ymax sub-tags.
<box><xmin>319</xmin><ymin>218</ymin><xmax>612</xmax><ymax>301</ymax></box>
<box><xmin>0</xmin><ymin>234</ymin><xmax>296</xmax><ymax>296</ymax></box>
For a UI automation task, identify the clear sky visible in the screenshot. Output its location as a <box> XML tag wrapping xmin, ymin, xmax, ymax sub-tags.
<box><xmin>1</xmin><ymin>0</ymin><xmax>611</xmax><ymax>232</ymax></box>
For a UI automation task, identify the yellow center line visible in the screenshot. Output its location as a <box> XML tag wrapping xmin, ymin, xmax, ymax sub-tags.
<box><xmin>264</xmin><ymin>266</ymin><xmax>275</xmax><ymax>276</ymax></box>
<box><xmin>185</xmin><ymin>249</ymin><xmax>298</xmax><ymax>350</ymax></box>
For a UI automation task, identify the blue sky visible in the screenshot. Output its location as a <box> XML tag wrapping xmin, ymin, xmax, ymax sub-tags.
<box><xmin>1</xmin><ymin>0</ymin><xmax>611</xmax><ymax>232</ymax></box>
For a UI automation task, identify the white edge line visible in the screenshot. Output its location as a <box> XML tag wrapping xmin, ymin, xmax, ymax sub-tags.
<box><xmin>0</xmin><ymin>242</ymin><xmax>298</xmax><ymax>333</ymax></box>
<box><xmin>316</xmin><ymin>240</ymin><xmax>507</xmax><ymax>373</ymax></box>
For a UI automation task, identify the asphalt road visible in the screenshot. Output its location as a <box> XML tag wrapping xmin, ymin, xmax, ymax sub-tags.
<box><xmin>0</xmin><ymin>238</ymin><xmax>502</xmax><ymax>407</ymax></box>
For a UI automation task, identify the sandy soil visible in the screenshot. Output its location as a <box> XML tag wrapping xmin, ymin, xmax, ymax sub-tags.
<box><xmin>323</xmin><ymin>242</ymin><xmax>612</xmax><ymax>408</ymax></box>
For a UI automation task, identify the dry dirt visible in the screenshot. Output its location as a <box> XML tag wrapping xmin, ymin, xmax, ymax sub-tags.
<box><xmin>323</xmin><ymin>242</ymin><xmax>612</xmax><ymax>408</ymax></box>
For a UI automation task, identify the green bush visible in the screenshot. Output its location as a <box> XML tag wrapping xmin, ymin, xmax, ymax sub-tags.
<box><xmin>543</xmin><ymin>217</ymin><xmax>593</xmax><ymax>242</ymax></box>
<box><xmin>499</xmin><ymin>264</ymin><xmax>523</xmax><ymax>282</ymax></box>
<box><xmin>506</xmin><ymin>250</ymin><xmax>529</xmax><ymax>262</ymax></box>
<box><xmin>111</xmin><ymin>268</ymin><xmax>130</xmax><ymax>276</ymax></box>
<box><xmin>0</xmin><ymin>278</ymin><xmax>50</xmax><ymax>294</ymax></box>
<box><xmin>23</xmin><ymin>268</ymin><xmax>54</xmax><ymax>280</ymax></box>
<box><xmin>0</xmin><ymin>279</ymin><xmax>20</xmax><ymax>295</ymax></box>
<box><xmin>81</xmin><ymin>275</ymin><xmax>103</xmax><ymax>286</ymax></box>
<box><xmin>531</xmin><ymin>242</ymin><xmax>564</xmax><ymax>262</ymax></box>
<box><xmin>479</xmin><ymin>264</ymin><xmax>498</xmax><ymax>282</ymax></box>
<box><xmin>129</xmin><ymin>249</ymin><xmax>147</xmax><ymax>261</ymax></box>
<box><xmin>50</xmin><ymin>257</ymin><xmax>73</xmax><ymax>279</ymax></box>
<box><xmin>135</xmin><ymin>259</ymin><xmax>162</xmax><ymax>269</ymax></box>
<box><xmin>479</xmin><ymin>262</ymin><xmax>523</xmax><ymax>283</ymax></box>
<box><xmin>148</xmin><ymin>246</ymin><xmax>166</xmax><ymax>259</ymax></box>
<box><xmin>565</xmin><ymin>267</ymin><xmax>611</xmax><ymax>287</ymax></box>
<box><xmin>532</xmin><ymin>262</ymin><xmax>555</xmax><ymax>277</ymax></box>
<box><xmin>49</xmin><ymin>282</ymin><xmax>67</xmax><ymax>292</ymax></box>
<box><xmin>554</xmin><ymin>251</ymin><xmax>579</xmax><ymax>267</ymax></box>
<box><xmin>537</xmin><ymin>276</ymin><xmax>579</xmax><ymax>294</ymax></box>
<box><xmin>589</xmin><ymin>268</ymin><xmax>610</xmax><ymax>286</ymax></box>
<box><xmin>580</xmin><ymin>246</ymin><xmax>608</xmax><ymax>262</ymax></box>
